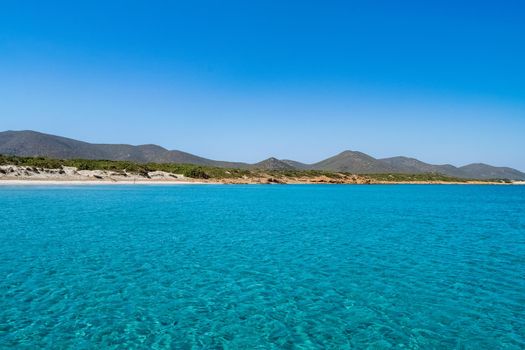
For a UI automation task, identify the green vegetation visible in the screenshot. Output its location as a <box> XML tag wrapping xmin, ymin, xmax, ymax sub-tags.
<box><xmin>0</xmin><ymin>154</ymin><xmax>502</xmax><ymax>182</ymax></box>
<box><xmin>265</xmin><ymin>169</ymin><xmax>344</xmax><ymax>179</ymax></box>
<box><xmin>362</xmin><ymin>172</ymin><xmax>509</xmax><ymax>183</ymax></box>
<box><xmin>363</xmin><ymin>173</ymin><xmax>473</xmax><ymax>182</ymax></box>
<box><xmin>0</xmin><ymin>155</ymin><xmax>247</xmax><ymax>179</ymax></box>
<box><xmin>0</xmin><ymin>155</ymin><xmax>348</xmax><ymax>180</ymax></box>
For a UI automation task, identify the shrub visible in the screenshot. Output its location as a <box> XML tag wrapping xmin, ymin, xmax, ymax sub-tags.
<box><xmin>183</xmin><ymin>168</ymin><xmax>210</xmax><ymax>179</ymax></box>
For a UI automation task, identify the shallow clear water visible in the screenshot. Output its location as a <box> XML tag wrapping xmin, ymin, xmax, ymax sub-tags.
<box><xmin>0</xmin><ymin>185</ymin><xmax>524</xmax><ymax>349</ymax></box>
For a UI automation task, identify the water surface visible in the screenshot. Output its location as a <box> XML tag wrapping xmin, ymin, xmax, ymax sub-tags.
<box><xmin>1</xmin><ymin>185</ymin><xmax>524</xmax><ymax>349</ymax></box>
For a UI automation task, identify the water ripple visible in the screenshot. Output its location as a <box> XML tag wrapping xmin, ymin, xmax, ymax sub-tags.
<box><xmin>0</xmin><ymin>185</ymin><xmax>524</xmax><ymax>349</ymax></box>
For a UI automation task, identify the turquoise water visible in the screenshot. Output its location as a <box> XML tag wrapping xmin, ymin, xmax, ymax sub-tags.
<box><xmin>0</xmin><ymin>185</ymin><xmax>524</xmax><ymax>349</ymax></box>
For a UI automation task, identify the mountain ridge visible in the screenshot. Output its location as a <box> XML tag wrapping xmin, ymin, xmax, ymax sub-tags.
<box><xmin>1</xmin><ymin>130</ymin><xmax>524</xmax><ymax>180</ymax></box>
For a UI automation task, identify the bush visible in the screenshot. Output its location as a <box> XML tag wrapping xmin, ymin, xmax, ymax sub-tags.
<box><xmin>183</xmin><ymin>168</ymin><xmax>210</xmax><ymax>179</ymax></box>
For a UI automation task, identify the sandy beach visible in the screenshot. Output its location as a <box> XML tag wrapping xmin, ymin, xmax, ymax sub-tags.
<box><xmin>0</xmin><ymin>165</ymin><xmax>210</xmax><ymax>185</ymax></box>
<box><xmin>0</xmin><ymin>178</ymin><xmax>517</xmax><ymax>186</ymax></box>
<box><xmin>0</xmin><ymin>165</ymin><xmax>519</xmax><ymax>185</ymax></box>
<box><xmin>0</xmin><ymin>179</ymin><xmax>207</xmax><ymax>186</ymax></box>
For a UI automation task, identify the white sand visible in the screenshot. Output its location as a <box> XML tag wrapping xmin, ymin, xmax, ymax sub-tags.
<box><xmin>0</xmin><ymin>165</ymin><xmax>213</xmax><ymax>185</ymax></box>
<box><xmin>0</xmin><ymin>179</ymin><xmax>209</xmax><ymax>186</ymax></box>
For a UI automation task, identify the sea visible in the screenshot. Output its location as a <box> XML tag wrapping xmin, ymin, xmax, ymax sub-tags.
<box><xmin>0</xmin><ymin>184</ymin><xmax>524</xmax><ymax>349</ymax></box>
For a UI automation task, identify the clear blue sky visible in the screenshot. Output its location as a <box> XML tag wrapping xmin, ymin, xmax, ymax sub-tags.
<box><xmin>1</xmin><ymin>1</ymin><xmax>524</xmax><ymax>170</ymax></box>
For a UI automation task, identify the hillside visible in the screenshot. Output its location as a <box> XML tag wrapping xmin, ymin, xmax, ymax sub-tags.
<box><xmin>1</xmin><ymin>130</ymin><xmax>524</xmax><ymax>180</ymax></box>
<box><xmin>459</xmin><ymin>163</ymin><xmax>525</xmax><ymax>180</ymax></box>
<box><xmin>380</xmin><ymin>156</ymin><xmax>525</xmax><ymax>180</ymax></box>
<box><xmin>0</xmin><ymin>130</ymin><xmax>247</xmax><ymax>168</ymax></box>
<box><xmin>1</xmin><ymin>155</ymin><xmax>510</xmax><ymax>185</ymax></box>
<box><xmin>380</xmin><ymin>156</ymin><xmax>467</xmax><ymax>178</ymax></box>
<box><xmin>252</xmin><ymin>158</ymin><xmax>295</xmax><ymax>170</ymax></box>
<box><xmin>310</xmin><ymin>151</ymin><xmax>401</xmax><ymax>173</ymax></box>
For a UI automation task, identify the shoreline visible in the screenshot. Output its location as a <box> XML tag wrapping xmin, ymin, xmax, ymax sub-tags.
<box><xmin>0</xmin><ymin>179</ymin><xmax>521</xmax><ymax>186</ymax></box>
<box><xmin>1</xmin><ymin>165</ymin><xmax>522</xmax><ymax>186</ymax></box>
<box><xmin>0</xmin><ymin>179</ymin><xmax>208</xmax><ymax>186</ymax></box>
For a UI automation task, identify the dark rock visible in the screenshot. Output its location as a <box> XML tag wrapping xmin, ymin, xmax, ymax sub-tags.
<box><xmin>266</xmin><ymin>177</ymin><xmax>284</xmax><ymax>184</ymax></box>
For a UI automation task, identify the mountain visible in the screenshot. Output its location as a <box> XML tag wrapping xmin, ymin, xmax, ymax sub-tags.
<box><xmin>380</xmin><ymin>156</ymin><xmax>525</xmax><ymax>180</ymax></box>
<box><xmin>280</xmin><ymin>159</ymin><xmax>311</xmax><ymax>170</ymax></box>
<box><xmin>310</xmin><ymin>151</ymin><xmax>401</xmax><ymax>173</ymax></box>
<box><xmin>1</xmin><ymin>130</ymin><xmax>524</xmax><ymax>180</ymax></box>
<box><xmin>380</xmin><ymin>156</ymin><xmax>467</xmax><ymax>178</ymax></box>
<box><xmin>252</xmin><ymin>157</ymin><xmax>296</xmax><ymax>170</ymax></box>
<box><xmin>0</xmin><ymin>130</ymin><xmax>247</xmax><ymax>168</ymax></box>
<box><xmin>458</xmin><ymin>163</ymin><xmax>525</xmax><ymax>180</ymax></box>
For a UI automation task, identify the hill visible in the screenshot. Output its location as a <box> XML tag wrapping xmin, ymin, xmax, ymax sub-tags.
<box><xmin>310</xmin><ymin>151</ymin><xmax>401</xmax><ymax>173</ymax></box>
<box><xmin>380</xmin><ymin>156</ymin><xmax>467</xmax><ymax>178</ymax></box>
<box><xmin>252</xmin><ymin>158</ymin><xmax>296</xmax><ymax>170</ymax></box>
<box><xmin>0</xmin><ymin>130</ymin><xmax>247</xmax><ymax>168</ymax></box>
<box><xmin>1</xmin><ymin>130</ymin><xmax>524</xmax><ymax>180</ymax></box>
<box><xmin>458</xmin><ymin>163</ymin><xmax>525</xmax><ymax>181</ymax></box>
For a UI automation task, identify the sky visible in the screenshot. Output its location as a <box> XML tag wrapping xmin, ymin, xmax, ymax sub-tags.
<box><xmin>1</xmin><ymin>1</ymin><xmax>524</xmax><ymax>170</ymax></box>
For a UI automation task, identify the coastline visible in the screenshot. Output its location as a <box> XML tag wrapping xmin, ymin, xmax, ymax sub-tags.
<box><xmin>0</xmin><ymin>179</ymin><xmax>207</xmax><ymax>186</ymax></box>
<box><xmin>1</xmin><ymin>165</ymin><xmax>520</xmax><ymax>186</ymax></box>
<box><xmin>0</xmin><ymin>178</ymin><xmax>519</xmax><ymax>186</ymax></box>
